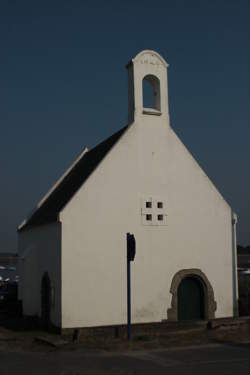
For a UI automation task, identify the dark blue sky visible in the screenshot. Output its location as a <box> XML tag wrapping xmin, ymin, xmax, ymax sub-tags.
<box><xmin>0</xmin><ymin>0</ymin><xmax>249</xmax><ymax>252</ymax></box>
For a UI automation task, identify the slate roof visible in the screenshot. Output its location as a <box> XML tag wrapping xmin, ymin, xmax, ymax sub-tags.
<box><xmin>18</xmin><ymin>125</ymin><xmax>128</xmax><ymax>232</ymax></box>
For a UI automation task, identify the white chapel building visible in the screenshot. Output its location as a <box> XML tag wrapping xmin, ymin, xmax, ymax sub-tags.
<box><xmin>18</xmin><ymin>50</ymin><xmax>238</xmax><ymax>330</ymax></box>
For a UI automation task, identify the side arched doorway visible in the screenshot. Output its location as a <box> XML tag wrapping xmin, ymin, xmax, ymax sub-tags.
<box><xmin>177</xmin><ymin>276</ymin><xmax>204</xmax><ymax>321</ymax></box>
<box><xmin>167</xmin><ymin>269</ymin><xmax>217</xmax><ymax>321</ymax></box>
<box><xmin>41</xmin><ymin>272</ymin><xmax>51</xmax><ymax>329</ymax></box>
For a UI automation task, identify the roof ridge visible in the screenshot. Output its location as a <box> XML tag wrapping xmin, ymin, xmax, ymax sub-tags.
<box><xmin>18</xmin><ymin>125</ymin><xmax>128</xmax><ymax>232</ymax></box>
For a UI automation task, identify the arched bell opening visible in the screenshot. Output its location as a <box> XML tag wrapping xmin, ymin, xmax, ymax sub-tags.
<box><xmin>142</xmin><ymin>74</ymin><xmax>161</xmax><ymax>112</ymax></box>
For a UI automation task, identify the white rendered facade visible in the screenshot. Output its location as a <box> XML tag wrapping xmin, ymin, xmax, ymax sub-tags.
<box><xmin>18</xmin><ymin>51</ymin><xmax>238</xmax><ymax>329</ymax></box>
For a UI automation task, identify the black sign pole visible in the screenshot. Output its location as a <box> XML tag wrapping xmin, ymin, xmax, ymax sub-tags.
<box><xmin>126</xmin><ymin>233</ymin><xmax>136</xmax><ymax>341</ymax></box>
<box><xmin>127</xmin><ymin>245</ymin><xmax>131</xmax><ymax>340</ymax></box>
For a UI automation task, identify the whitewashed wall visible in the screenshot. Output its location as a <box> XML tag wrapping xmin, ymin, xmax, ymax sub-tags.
<box><xmin>18</xmin><ymin>222</ymin><xmax>61</xmax><ymax>327</ymax></box>
<box><xmin>60</xmin><ymin>111</ymin><xmax>233</xmax><ymax>328</ymax></box>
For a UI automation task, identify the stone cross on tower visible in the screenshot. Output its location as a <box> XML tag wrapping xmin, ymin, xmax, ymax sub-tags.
<box><xmin>126</xmin><ymin>50</ymin><xmax>170</xmax><ymax>125</ymax></box>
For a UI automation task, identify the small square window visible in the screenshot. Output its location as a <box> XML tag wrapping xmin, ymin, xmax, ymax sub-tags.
<box><xmin>158</xmin><ymin>214</ymin><xmax>163</xmax><ymax>221</ymax></box>
<box><xmin>146</xmin><ymin>214</ymin><xmax>152</xmax><ymax>221</ymax></box>
<box><xmin>157</xmin><ymin>202</ymin><xmax>163</xmax><ymax>208</ymax></box>
<box><xmin>146</xmin><ymin>201</ymin><xmax>152</xmax><ymax>208</ymax></box>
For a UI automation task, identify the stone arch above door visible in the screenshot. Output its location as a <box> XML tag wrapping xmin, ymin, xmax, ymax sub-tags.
<box><xmin>167</xmin><ymin>269</ymin><xmax>217</xmax><ymax>321</ymax></box>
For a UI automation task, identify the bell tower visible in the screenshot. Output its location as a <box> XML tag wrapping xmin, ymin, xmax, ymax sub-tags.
<box><xmin>127</xmin><ymin>50</ymin><xmax>170</xmax><ymax>125</ymax></box>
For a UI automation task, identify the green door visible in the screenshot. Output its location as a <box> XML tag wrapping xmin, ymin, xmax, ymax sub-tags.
<box><xmin>178</xmin><ymin>277</ymin><xmax>205</xmax><ymax>321</ymax></box>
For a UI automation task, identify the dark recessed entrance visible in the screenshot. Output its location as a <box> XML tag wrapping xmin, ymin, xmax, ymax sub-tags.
<box><xmin>177</xmin><ymin>276</ymin><xmax>205</xmax><ymax>321</ymax></box>
<box><xmin>41</xmin><ymin>272</ymin><xmax>51</xmax><ymax>329</ymax></box>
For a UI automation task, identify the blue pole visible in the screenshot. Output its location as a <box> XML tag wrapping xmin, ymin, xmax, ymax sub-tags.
<box><xmin>127</xmin><ymin>257</ymin><xmax>131</xmax><ymax>340</ymax></box>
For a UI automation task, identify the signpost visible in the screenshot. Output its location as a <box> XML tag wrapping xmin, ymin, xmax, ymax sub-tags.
<box><xmin>126</xmin><ymin>232</ymin><xmax>136</xmax><ymax>340</ymax></box>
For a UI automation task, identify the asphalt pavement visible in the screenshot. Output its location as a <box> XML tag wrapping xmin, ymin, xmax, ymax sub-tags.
<box><xmin>0</xmin><ymin>343</ymin><xmax>250</xmax><ymax>375</ymax></box>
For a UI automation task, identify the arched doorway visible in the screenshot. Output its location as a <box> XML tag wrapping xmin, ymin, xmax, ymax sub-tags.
<box><xmin>41</xmin><ymin>272</ymin><xmax>51</xmax><ymax>329</ymax></box>
<box><xmin>167</xmin><ymin>269</ymin><xmax>217</xmax><ymax>321</ymax></box>
<box><xmin>177</xmin><ymin>276</ymin><xmax>205</xmax><ymax>321</ymax></box>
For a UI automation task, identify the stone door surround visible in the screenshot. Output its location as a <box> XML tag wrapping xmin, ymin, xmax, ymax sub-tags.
<box><xmin>167</xmin><ymin>268</ymin><xmax>217</xmax><ymax>321</ymax></box>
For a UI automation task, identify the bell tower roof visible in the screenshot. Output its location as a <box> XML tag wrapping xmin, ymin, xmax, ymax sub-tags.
<box><xmin>127</xmin><ymin>50</ymin><xmax>169</xmax><ymax>68</ymax></box>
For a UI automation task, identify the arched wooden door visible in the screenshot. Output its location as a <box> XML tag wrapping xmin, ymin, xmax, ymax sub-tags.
<box><xmin>177</xmin><ymin>276</ymin><xmax>205</xmax><ymax>321</ymax></box>
<box><xmin>41</xmin><ymin>272</ymin><xmax>51</xmax><ymax>329</ymax></box>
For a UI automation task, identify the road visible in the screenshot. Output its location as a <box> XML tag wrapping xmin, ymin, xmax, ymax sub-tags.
<box><xmin>0</xmin><ymin>343</ymin><xmax>249</xmax><ymax>374</ymax></box>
